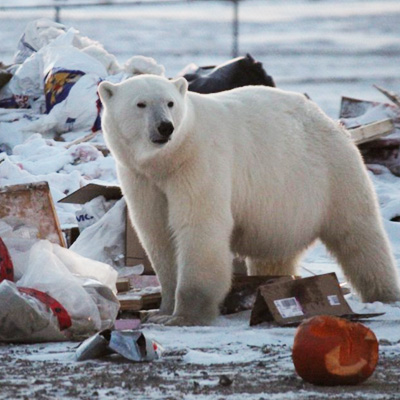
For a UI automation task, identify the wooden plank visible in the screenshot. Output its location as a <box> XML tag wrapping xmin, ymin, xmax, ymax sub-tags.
<box><xmin>349</xmin><ymin>118</ymin><xmax>394</xmax><ymax>145</ymax></box>
<box><xmin>118</xmin><ymin>291</ymin><xmax>161</xmax><ymax>311</ymax></box>
<box><xmin>116</xmin><ymin>278</ymin><xmax>131</xmax><ymax>293</ymax></box>
<box><xmin>373</xmin><ymin>85</ymin><xmax>400</xmax><ymax>107</ymax></box>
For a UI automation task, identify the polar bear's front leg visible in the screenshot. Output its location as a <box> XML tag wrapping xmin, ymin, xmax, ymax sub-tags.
<box><xmin>117</xmin><ymin>166</ymin><xmax>177</xmax><ymax>315</ymax></box>
<box><xmin>166</xmin><ymin>193</ymin><xmax>234</xmax><ymax>326</ymax></box>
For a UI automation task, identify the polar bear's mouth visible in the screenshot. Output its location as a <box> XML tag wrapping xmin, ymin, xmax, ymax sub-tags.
<box><xmin>151</xmin><ymin>137</ymin><xmax>171</xmax><ymax>145</ymax></box>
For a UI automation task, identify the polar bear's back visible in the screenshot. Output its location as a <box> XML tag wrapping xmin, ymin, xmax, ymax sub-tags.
<box><xmin>188</xmin><ymin>86</ymin><xmax>366</xmax><ymax>259</ymax></box>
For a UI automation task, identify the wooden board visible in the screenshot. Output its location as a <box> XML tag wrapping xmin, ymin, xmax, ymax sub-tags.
<box><xmin>0</xmin><ymin>181</ymin><xmax>65</xmax><ymax>247</ymax></box>
<box><xmin>118</xmin><ymin>291</ymin><xmax>161</xmax><ymax>311</ymax></box>
<box><xmin>116</xmin><ymin>278</ymin><xmax>131</xmax><ymax>293</ymax></box>
<box><xmin>349</xmin><ymin>118</ymin><xmax>394</xmax><ymax>145</ymax></box>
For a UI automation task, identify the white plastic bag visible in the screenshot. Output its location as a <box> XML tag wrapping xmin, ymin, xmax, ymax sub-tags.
<box><xmin>0</xmin><ymin>235</ymin><xmax>119</xmax><ymax>342</ymax></box>
<box><xmin>13</xmin><ymin>18</ymin><xmax>66</xmax><ymax>64</ymax></box>
<box><xmin>71</xmin><ymin>198</ymin><xmax>126</xmax><ymax>269</ymax></box>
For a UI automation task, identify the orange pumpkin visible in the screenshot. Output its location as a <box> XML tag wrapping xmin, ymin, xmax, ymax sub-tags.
<box><xmin>292</xmin><ymin>315</ymin><xmax>379</xmax><ymax>386</ymax></box>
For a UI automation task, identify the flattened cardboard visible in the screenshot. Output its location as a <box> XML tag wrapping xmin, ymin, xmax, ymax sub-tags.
<box><xmin>59</xmin><ymin>183</ymin><xmax>153</xmax><ymax>272</ymax></box>
<box><xmin>59</xmin><ymin>183</ymin><xmax>122</xmax><ymax>204</ymax></box>
<box><xmin>0</xmin><ymin>181</ymin><xmax>65</xmax><ymax>247</ymax></box>
<box><xmin>250</xmin><ymin>273</ymin><xmax>384</xmax><ymax>326</ymax></box>
<box><xmin>221</xmin><ymin>275</ymin><xmax>297</xmax><ymax>315</ymax></box>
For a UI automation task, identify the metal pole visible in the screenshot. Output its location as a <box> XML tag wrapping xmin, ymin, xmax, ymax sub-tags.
<box><xmin>55</xmin><ymin>6</ymin><xmax>61</xmax><ymax>23</ymax></box>
<box><xmin>54</xmin><ymin>0</ymin><xmax>61</xmax><ymax>23</ymax></box>
<box><xmin>232</xmin><ymin>0</ymin><xmax>239</xmax><ymax>58</ymax></box>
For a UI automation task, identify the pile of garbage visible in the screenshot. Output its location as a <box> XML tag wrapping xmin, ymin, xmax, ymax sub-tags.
<box><xmin>0</xmin><ymin>18</ymin><xmax>165</xmax><ymax>138</ymax></box>
<box><xmin>0</xmin><ymin>18</ymin><xmax>399</xmax><ymax>351</ymax></box>
<box><xmin>0</xmin><ymin>231</ymin><xmax>119</xmax><ymax>343</ymax></box>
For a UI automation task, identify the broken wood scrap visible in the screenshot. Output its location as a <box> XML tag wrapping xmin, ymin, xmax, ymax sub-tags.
<box><xmin>118</xmin><ymin>290</ymin><xmax>161</xmax><ymax>311</ymax></box>
<box><xmin>116</xmin><ymin>278</ymin><xmax>131</xmax><ymax>293</ymax></box>
<box><xmin>65</xmin><ymin>131</ymin><xmax>99</xmax><ymax>149</ymax></box>
<box><xmin>349</xmin><ymin>118</ymin><xmax>395</xmax><ymax>145</ymax></box>
<box><xmin>373</xmin><ymin>85</ymin><xmax>400</xmax><ymax>108</ymax></box>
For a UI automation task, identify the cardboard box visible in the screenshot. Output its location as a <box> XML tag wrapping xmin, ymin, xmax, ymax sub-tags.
<box><xmin>59</xmin><ymin>183</ymin><xmax>153</xmax><ymax>273</ymax></box>
<box><xmin>221</xmin><ymin>275</ymin><xmax>297</xmax><ymax>315</ymax></box>
<box><xmin>250</xmin><ymin>273</ymin><xmax>384</xmax><ymax>326</ymax></box>
<box><xmin>0</xmin><ymin>181</ymin><xmax>65</xmax><ymax>247</ymax></box>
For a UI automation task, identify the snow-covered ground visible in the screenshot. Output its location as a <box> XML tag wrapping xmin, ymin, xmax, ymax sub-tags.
<box><xmin>1</xmin><ymin>1</ymin><xmax>400</xmax><ymax>399</ymax></box>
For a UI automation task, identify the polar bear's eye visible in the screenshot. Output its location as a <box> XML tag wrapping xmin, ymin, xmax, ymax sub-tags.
<box><xmin>137</xmin><ymin>102</ymin><xmax>146</xmax><ymax>108</ymax></box>
<box><xmin>168</xmin><ymin>101</ymin><xmax>174</xmax><ymax>108</ymax></box>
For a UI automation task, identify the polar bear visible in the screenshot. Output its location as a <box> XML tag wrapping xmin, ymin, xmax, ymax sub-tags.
<box><xmin>98</xmin><ymin>74</ymin><xmax>400</xmax><ymax>326</ymax></box>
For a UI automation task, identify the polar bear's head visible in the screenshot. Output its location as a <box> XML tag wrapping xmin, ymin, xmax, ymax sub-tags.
<box><xmin>98</xmin><ymin>75</ymin><xmax>188</xmax><ymax>162</ymax></box>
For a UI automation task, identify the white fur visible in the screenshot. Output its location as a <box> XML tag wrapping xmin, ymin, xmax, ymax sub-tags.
<box><xmin>99</xmin><ymin>75</ymin><xmax>400</xmax><ymax>326</ymax></box>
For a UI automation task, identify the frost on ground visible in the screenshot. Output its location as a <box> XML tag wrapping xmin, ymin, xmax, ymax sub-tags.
<box><xmin>2</xmin><ymin>312</ymin><xmax>400</xmax><ymax>399</ymax></box>
<box><xmin>1</xmin><ymin>0</ymin><xmax>400</xmax><ymax>399</ymax></box>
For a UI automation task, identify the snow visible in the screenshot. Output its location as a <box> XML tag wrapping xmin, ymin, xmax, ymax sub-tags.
<box><xmin>1</xmin><ymin>0</ymin><xmax>400</xmax><ymax>398</ymax></box>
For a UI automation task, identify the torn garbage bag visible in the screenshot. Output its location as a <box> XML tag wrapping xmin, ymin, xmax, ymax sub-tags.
<box><xmin>182</xmin><ymin>53</ymin><xmax>275</xmax><ymax>94</ymax></box>
<box><xmin>0</xmin><ymin>237</ymin><xmax>119</xmax><ymax>343</ymax></box>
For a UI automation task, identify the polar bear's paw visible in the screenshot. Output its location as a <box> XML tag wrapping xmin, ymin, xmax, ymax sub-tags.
<box><xmin>145</xmin><ymin>314</ymin><xmax>201</xmax><ymax>326</ymax></box>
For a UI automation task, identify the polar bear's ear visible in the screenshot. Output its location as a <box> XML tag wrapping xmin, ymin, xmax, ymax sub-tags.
<box><xmin>172</xmin><ymin>77</ymin><xmax>188</xmax><ymax>96</ymax></box>
<box><xmin>98</xmin><ymin>81</ymin><xmax>116</xmax><ymax>103</ymax></box>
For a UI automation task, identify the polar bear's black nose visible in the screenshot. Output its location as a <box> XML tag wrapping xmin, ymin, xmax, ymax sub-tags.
<box><xmin>158</xmin><ymin>121</ymin><xmax>174</xmax><ymax>138</ymax></box>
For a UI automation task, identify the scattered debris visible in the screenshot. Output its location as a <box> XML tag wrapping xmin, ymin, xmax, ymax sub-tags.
<box><xmin>116</xmin><ymin>277</ymin><xmax>131</xmax><ymax>293</ymax></box>
<box><xmin>250</xmin><ymin>273</ymin><xmax>384</xmax><ymax>326</ymax></box>
<box><xmin>373</xmin><ymin>85</ymin><xmax>400</xmax><ymax>108</ymax></box>
<box><xmin>75</xmin><ymin>329</ymin><xmax>161</xmax><ymax>362</ymax></box>
<box><xmin>218</xmin><ymin>374</ymin><xmax>233</xmax><ymax>387</ymax></box>
<box><xmin>60</xmin><ymin>184</ymin><xmax>153</xmax><ymax>272</ymax></box>
<box><xmin>118</xmin><ymin>289</ymin><xmax>161</xmax><ymax>312</ymax></box>
<box><xmin>221</xmin><ymin>275</ymin><xmax>299</xmax><ymax>315</ymax></box>
<box><xmin>349</xmin><ymin>118</ymin><xmax>394</xmax><ymax>145</ymax></box>
<box><xmin>0</xmin><ymin>181</ymin><xmax>65</xmax><ymax>247</ymax></box>
<box><xmin>181</xmin><ymin>53</ymin><xmax>275</xmax><ymax>94</ymax></box>
<box><xmin>0</xmin><ymin>62</ymin><xmax>13</xmax><ymax>90</ymax></box>
<box><xmin>340</xmin><ymin>90</ymin><xmax>400</xmax><ymax>176</ymax></box>
<box><xmin>0</xmin><ymin>223</ymin><xmax>119</xmax><ymax>343</ymax></box>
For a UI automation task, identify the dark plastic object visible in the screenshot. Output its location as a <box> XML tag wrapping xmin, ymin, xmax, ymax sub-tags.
<box><xmin>184</xmin><ymin>54</ymin><xmax>275</xmax><ymax>94</ymax></box>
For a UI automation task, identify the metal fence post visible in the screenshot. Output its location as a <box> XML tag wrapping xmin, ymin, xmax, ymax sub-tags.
<box><xmin>54</xmin><ymin>0</ymin><xmax>61</xmax><ymax>23</ymax></box>
<box><xmin>232</xmin><ymin>0</ymin><xmax>239</xmax><ymax>58</ymax></box>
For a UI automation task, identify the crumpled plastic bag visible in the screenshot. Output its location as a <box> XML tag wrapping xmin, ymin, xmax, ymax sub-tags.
<box><xmin>182</xmin><ymin>53</ymin><xmax>275</xmax><ymax>94</ymax></box>
<box><xmin>71</xmin><ymin>198</ymin><xmax>126</xmax><ymax>269</ymax></box>
<box><xmin>1</xmin><ymin>19</ymin><xmax>166</xmax><ymax>138</ymax></box>
<box><xmin>25</xmin><ymin>28</ymin><xmax>108</xmax><ymax>133</ymax></box>
<box><xmin>75</xmin><ymin>195</ymin><xmax>117</xmax><ymax>232</ymax></box>
<box><xmin>0</xmin><ymin>235</ymin><xmax>119</xmax><ymax>343</ymax></box>
<box><xmin>13</xmin><ymin>18</ymin><xmax>66</xmax><ymax>65</ymax></box>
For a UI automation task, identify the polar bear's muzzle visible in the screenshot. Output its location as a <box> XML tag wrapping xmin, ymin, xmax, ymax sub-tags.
<box><xmin>151</xmin><ymin>121</ymin><xmax>174</xmax><ymax>145</ymax></box>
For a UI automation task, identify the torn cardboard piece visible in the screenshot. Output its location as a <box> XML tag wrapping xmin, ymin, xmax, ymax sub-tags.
<box><xmin>0</xmin><ymin>181</ymin><xmax>65</xmax><ymax>247</ymax></box>
<box><xmin>250</xmin><ymin>273</ymin><xmax>384</xmax><ymax>326</ymax></box>
<box><xmin>59</xmin><ymin>183</ymin><xmax>153</xmax><ymax>272</ymax></box>
<box><xmin>221</xmin><ymin>275</ymin><xmax>297</xmax><ymax>315</ymax></box>
<box><xmin>119</xmin><ymin>275</ymin><xmax>298</xmax><ymax>316</ymax></box>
